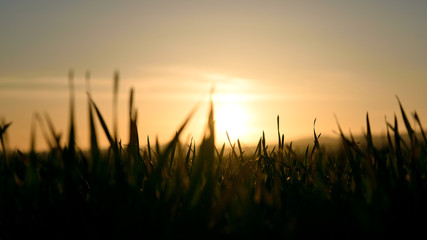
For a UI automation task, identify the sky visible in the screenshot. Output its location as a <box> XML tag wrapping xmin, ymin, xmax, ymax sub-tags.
<box><xmin>1</xmin><ymin>0</ymin><xmax>427</xmax><ymax>151</ymax></box>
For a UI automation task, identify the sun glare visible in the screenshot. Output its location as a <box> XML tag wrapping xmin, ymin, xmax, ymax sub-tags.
<box><xmin>214</xmin><ymin>95</ymin><xmax>250</xmax><ymax>144</ymax></box>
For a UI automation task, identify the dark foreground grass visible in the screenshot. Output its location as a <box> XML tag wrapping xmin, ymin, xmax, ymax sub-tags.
<box><xmin>1</xmin><ymin>73</ymin><xmax>427</xmax><ymax>239</ymax></box>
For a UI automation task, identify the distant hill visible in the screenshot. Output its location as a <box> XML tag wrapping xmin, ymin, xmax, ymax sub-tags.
<box><xmin>236</xmin><ymin>132</ymin><xmax>425</xmax><ymax>155</ymax></box>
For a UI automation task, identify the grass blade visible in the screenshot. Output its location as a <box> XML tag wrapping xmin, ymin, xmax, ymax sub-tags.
<box><xmin>281</xmin><ymin>134</ymin><xmax>285</xmax><ymax>150</ymax></box>
<box><xmin>393</xmin><ymin>114</ymin><xmax>405</xmax><ymax>180</ymax></box>
<box><xmin>262</xmin><ymin>131</ymin><xmax>266</xmax><ymax>156</ymax></box>
<box><xmin>30</xmin><ymin>114</ymin><xmax>37</xmax><ymax>153</ymax></box>
<box><xmin>86</xmin><ymin>71</ymin><xmax>100</xmax><ymax>167</ymax></box>
<box><xmin>0</xmin><ymin>122</ymin><xmax>12</xmax><ymax>138</ymax></box>
<box><xmin>253</xmin><ymin>137</ymin><xmax>262</xmax><ymax>158</ymax></box>
<box><xmin>414</xmin><ymin>111</ymin><xmax>427</xmax><ymax>145</ymax></box>
<box><xmin>147</xmin><ymin>135</ymin><xmax>152</xmax><ymax>162</ymax></box>
<box><xmin>43</xmin><ymin>112</ymin><xmax>62</xmax><ymax>150</ymax></box>
<box><xmin>215</xmin><ymin>143</ymin><xmax>225</xmax><ymax>176</ymax></box>
<box><xmin>226</xmin><ymin>131</ymin><xmax>238</xmax><ymax>160</ymax></box>
<box><xmin>365</xmin><ymin>113</ymin><xmax>374</xmax><ymax>151</ymax></box>
<box><xmin>396</xmin><ymin>96</ymin><xmax>415</xmax><ymax>142</ymax></box>
<box><xmin>386</xmin><ymin>117</ymin><xmax>394</xmax><ymax>151</ymax></box>
<box><xmin>0</xmin><ymin>121</ymin><xmax>12</xmax><ymax>155</ymax></box>
<box><xmin>88</xmin><ymin>93</ymin><xmax>115</xmax><ymax>147</ymax></box>
<box><xmin>311</xmin><ymin>118</ymin><xmax>321</xmax><ymax>158</ymax></box>
<box><xmin>237</xmin><ymin>138</ymin><xmax>244</xmax><ymax>162</ymax></box>
<box><xmin>113</xmin><ymin>71</ymin><xmax>119</xmax><ymax>142</ymax></box>
<box><xmin>185</xmin><ymin>137</ymin><xmax>193</xmax><ymax>171</ymax></box>
<box><xmin>128</xmin><ymin>88</ymin><xmax>139</xmax><ymax>152</ymax></box>
<box><xmin>152</xmin><ymin>102</ymin><xmax>199</xmax><ymax>183</ymax></box>
<box><xmin>169</xmin><ymin>132</ymin><xmax>177</xmax><ymax>173</ymax></box>
<box><xmin>68</xmin><ymin>70</ymin><xmax>76</xmax><ymax>153</ymax></box>
<box><xmin>277</xmin><ymin>115</ymin><xmax>281</xmax><ymax>150</ymax></box>
<box><xmin>34</xmin><ymin>113</ymin><xmax>53</xmax><ymax>150</ymax></box>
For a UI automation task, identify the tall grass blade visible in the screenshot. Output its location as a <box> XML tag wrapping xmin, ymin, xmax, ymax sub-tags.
<box><xmin>43</xmin><ymin>112</ymin><xmax>61</xmax><ymax>149</ymax></box>
<box><xmin>34</xmin><ymin>113</ymin><xmax>53</xmax><ymax>150</ymax></box>
<box><xmin>281</xmin><ymin>134</ymin><xmax>285</xmax><ymax>150</ymax></box>
<box><xmin>0</xmin><ymin>122</ymin><xmax>12</xmax><ymax>155</ymax></box>
<box><xmin>63</xmin><ymin>70</ymin><xmax>80</xmax><ymax>201</ymax></box>
<box><xmin>304</xmin><ymin>145</ymin><xmax>309</xmax><ymax>169</ymax></box>
<box><xmin>215</xmin><ymin>143</ymin><xmax>225</xmax><ymax>161</ymax></box>
<box><xmin>189</xmin><ymin>98</ymin><xmax>215</xmax><ymax>209</ymax></box>
<box><xmin>155</xmin><ymin>136</ymin><xmax>160</xmax><ymax>162</ymax></box>
<box><xmin>335</xmin><ymin>115</ymin><xmax>356</xmax><ymax>149</ymax></box>
<box><xmin>226</xmin><ymin>131</ymin><xmax>238</xmax><ymax>159</ymax></box>
<box><xmin>0</xmin><ymin>122</ymin><xmax>12</xmax><ymax>140</ymax></box>
<box><xmin>147</xmin><ymin>135</ymin><xmax>152</xmax><ymax>161</ymax></box>
<box><xmin>30</xmin><ymin>114</ymin><xmax>37</xmax><ymax>153</ymax></box>
<box><xmin>366</xmin><ymin>113</ymin><xmax>383</xmax><ymax>170</ymax></box>
<box><xmin>208</xmin><ymin>96</ymin><xmax>215</xmax><ymax>144</ymax></box>
<box><xmin>152</xmin><ymin>102</ymin><xmax>199</xmax><ymax>183</ymax></box>
<box><xmin>68</xmin><ymin>70</ymin><xmax>76</xmax><ymax>154</ymax></box>
<box><xmin>88</xmin><ymin>94</ymin><xmax>115</xmax><ymax>147</ymax></box>
<box><xmin>237</xmin><ymin>138</ymin><xmax>244</xmax><ymax>162</ymax></box>
<box><xmin>386</xmin><ymin>118</ymin><xmax>394</xmax><ymax>151</ymax></box>
<box><xmin>185</xmin><ymin>137</ymin><xmax>193</xmax><ymax>171</ymax></box>
<box><xmin>365</xmin><ymin>113</ymin><xmax>373</xmax><ymax>146</ymax></box>
<box><xmin>215</xmin><ymin>143</ymin><xmax>225</xmax><ymax>176</ymax></box>
<box><xmin>262</xmin><ymin>131</ymin><xmax>266</xmax><ymax>156</ymax></box>
<box><xmin>313</xmin><ymin>118</ymin><xmax>321</xmax><ymax>149</ymax></box>
<box><xmin>113</xmin><ymin>71</ymin><xmax>119</xmax><ymax>142</ymax></box>
<box><xmin>128</xmin><ymin>88</ymin><xmax>139</xmax><ymax>152</ymax></box>
<box><xmin>254</xmin><ymin>137</ymin><xmax>262</xmax><ymax>158</ymax></box>
<box><xmin>393</xmin><ymin>114</ymin><xmax>404</xmax><ymax>180</ymax></box>
<box><xmin>396</xmin><ymin>96</ymin><xmax>415</xmax><ymax>142</ymax></box>
<box><xmin>86</xmin><ymin>71</ymin><xmax>100</xmax><ymax>167</ymax></box>
<box><xmin>311</xmin><ymin>118</ymin><xmax>321</xmax><ymax>158</ymax></box>
<box><xmin>189</xmin><ymin>138</ymin><xmax>196</xmax><ymax>174</ymax></box>
<box><xmin>414</xmin><ymin>111</ymin><xmax>427</xmax><ymax>145</ymax></box>
<box><xmin>169</xmin><ymin>133</ymin><xmax>177</xmax><ymax>173</ymax></box>
<box><xmin>277</xmin><ymin>115</ymin><xmax>281</xmax><ymax>149</ymax></box>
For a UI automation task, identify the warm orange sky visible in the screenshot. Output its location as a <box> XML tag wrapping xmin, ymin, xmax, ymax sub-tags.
<box><xmin>1</xmin><ymin>1</ymin><xmax>427</xmax><ymax>151</ymax></box>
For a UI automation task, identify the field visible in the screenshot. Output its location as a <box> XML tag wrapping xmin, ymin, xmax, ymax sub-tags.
<box><xmin>1</xmin><ymin>75</ymin><xmax>427</xmax><ymax>239</ymax></box>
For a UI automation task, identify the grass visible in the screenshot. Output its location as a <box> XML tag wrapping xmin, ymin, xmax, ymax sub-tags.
<box><xmin>1</xmin><ymin>72</ymin><xmax>427</xmax><ymax>239</ymax></box>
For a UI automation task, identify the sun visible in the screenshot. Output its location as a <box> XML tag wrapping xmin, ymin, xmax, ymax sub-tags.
<box><xmin>214</xmin><ymin>100</ymin><xmax>249</xmax><ymax>144</ymax></box>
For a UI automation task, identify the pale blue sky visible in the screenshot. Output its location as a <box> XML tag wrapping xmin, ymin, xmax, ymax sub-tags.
<box><xmin>1</xmin><ymin>1</ymin><xmax>427</xmax><ymax>150</ymax></box>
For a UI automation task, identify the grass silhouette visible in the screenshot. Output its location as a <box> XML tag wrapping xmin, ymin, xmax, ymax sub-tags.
<box><xmin>1</xmin><ymin>72</ymin><xmax>427</xmax><ymax>239</ymax></box>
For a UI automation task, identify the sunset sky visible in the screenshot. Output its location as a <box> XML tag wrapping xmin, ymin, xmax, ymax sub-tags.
<box><xmin>1</xmin><ymin>1</ymin><xmax>427</xmax><ymax>151</ymax></box>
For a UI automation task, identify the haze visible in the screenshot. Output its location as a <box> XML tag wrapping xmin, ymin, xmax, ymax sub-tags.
<box><xmin>1</xmin><ymin>0</ymin><xmax>427</xmax><ymax>151</ymax></box>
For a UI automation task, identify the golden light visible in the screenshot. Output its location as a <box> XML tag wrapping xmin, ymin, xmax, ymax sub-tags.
<box><xmin>213</xmin><ymin>93</ymin><xmax>250</xmax><ymax>144</ymax></box>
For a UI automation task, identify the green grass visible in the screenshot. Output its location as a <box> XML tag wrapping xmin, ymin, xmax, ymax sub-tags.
<box><xmin>1</xmin><ymin>73</ymin><xmax>427</xmax><ymax>239</ymax></box>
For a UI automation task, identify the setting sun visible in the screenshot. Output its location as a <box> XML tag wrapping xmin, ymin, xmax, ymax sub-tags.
<box><xmin>2</xmin><ymin>1</ymin><xmax>427</xmax><ymax>238</ymax></box>
<box><xmin>215</xmin><ymin>101</ymin><xmax>249</xmax><ymax>143</ymax></box>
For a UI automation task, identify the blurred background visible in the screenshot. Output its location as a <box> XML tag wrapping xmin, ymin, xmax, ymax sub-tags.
<box><xmin>1</xmin><ymin>0</ymin><xmax>427</xmax><ymax>151</ymax></box>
